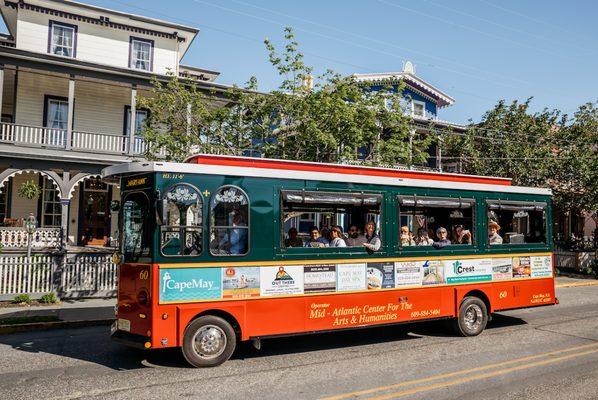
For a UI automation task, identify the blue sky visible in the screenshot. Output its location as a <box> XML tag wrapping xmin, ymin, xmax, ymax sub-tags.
<box><xmin>9</xmin><ymin>0</ymin><xmax>598</xmax><ymax>124</ymax></box>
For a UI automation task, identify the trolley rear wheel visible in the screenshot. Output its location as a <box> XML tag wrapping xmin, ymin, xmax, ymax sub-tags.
<box><xmin>453</xmin><ymin>296</ymin><xmax>488</xmax><ymax>336</ymax></box>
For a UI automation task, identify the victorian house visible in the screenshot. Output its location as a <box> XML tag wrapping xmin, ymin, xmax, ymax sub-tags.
<box><xmin>0</xmin><ymin>0</ymin><xmax>226</xmax><ymax>254</ymax></box>
<box><xmin>353</xmin><ymin>61</ymin><xmax>466</xmax><ymax>171</ymax></box>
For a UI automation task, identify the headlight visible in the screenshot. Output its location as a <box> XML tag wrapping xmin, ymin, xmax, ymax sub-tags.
<box><xmin>112</xmin><ymin>252</ymin><xmax>123</xmax><ymax>265</ymax></box>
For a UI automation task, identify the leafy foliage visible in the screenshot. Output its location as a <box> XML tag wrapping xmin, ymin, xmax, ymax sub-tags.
<box><xmin>17</xmin><ymin>180</ymin><xmax>41</xmax><ymax>200</ymax></box>
<box><xmin>139</xmin><ymin>27</ymin><xmax>422</xmax><ymax>165</ymax></box>
<box><xmin>12</xmin><ymin>294</ymin><xmax>32</xmax><ymax>304</ymax></box>
<box><xmin>39</xmin><ymin>293</ymin><xmax>59</xmax><ymax>304</ymax></box>
<box><xmin>445</xmin><ymin>99</ymin><xmax>598</xmax><ymax>214</ymax></box>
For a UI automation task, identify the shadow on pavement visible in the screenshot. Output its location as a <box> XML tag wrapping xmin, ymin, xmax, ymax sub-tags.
<box><xmin>0</xmin><ymin>313</ymin><xmax>529</xmax><ymax>370</ymax></box>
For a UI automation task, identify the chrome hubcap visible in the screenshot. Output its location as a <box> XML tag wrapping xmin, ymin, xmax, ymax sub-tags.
<box><xmin>192</xmin><ymin>325</ymin><xmax>227</xmax><ymax>359</ymax></box>
<box><xmin>464</xmin><ymin>304</ymin><xmax>483</xmax><ymax>332</ymax></box>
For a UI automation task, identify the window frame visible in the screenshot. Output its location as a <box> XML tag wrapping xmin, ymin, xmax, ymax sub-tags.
<box><xmin>40</xmin><ymin>176</ymin><xmax>61</xmax><ymax>227</ymax></box>
<box><xmin>279</xmin><ymin>189</ymin><xmax>385</xmax><ymax>254</ymax></box>
<box><xmin>159</xmin><ymin>183</ymin><xmax>204</xmax><ymax>258</ymax></box>
<box><xmin>48</xmin><ymin>20</ymin><xmax>77</xmax><ymax>58</ymax></box>
<box><xmin>209</xmin><ymin>185</ymin><xmax>250</xmax><ymax>257</ymax></box>
<box><xmin>411</xmin><ymin>100</ymin><xmax>426</xmax><ymax>118</ymax></box>
<box><xmin>120</xmin><ymin>190</ymin><xmax>152</xmax><ymax>262</ymax></box>
<box><xmin>128</xmin><ymin>36</ymin><xmax>154</xmax><ymax>72</ymax></box>
<box><xmin>397</xmin><ymin>194</ymin><xmax>476</xmax><ymax>252</ymax></box>
<box><xmin>485</xmin><ymin>199</ymin><xmax>548</xmax><ymax>248</ymax></box>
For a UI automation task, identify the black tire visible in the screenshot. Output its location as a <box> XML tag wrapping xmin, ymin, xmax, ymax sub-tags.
<box><xmin>452</xmin><ymin>296</ymin><xmax>488</xmax><ymax>337</ymax></box>
<box><xmin>182</xmin><ymin>315</ymin><xmax>236</xmax><ymax>367</ymax></box>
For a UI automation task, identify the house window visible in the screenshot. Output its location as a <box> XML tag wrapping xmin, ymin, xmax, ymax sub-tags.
<box><xmin>48</xmin><ymin>21</ymin><xmax>77</xmax><ymax>58</ymax></box>
<box><xmin>412</xmin><ymin>100</ymin><xmax>426</xmax><ymax>118</ymax></box>
<box><xmin>41</xmin><ymin>177</ymin><xmax>61</xmax><ymax>227</ymax></box>
<box><xmin>124</xmin><ymin>107</ymin><xmax>149</xmax><ymax>135</ymax></box>
<box><xmin>0</xmin><ymin>178</ymin><xmax>11</xmax><ymax>225</ymax></box>
<box><xmin>129</xmin><ymin>37</ymin><xmax>153</xmax><ymax>71</ymax></box>
<box><xmin>45</xmin><ymin>97</ymin><xmax>69</xmax><ymax>130</ymax></box>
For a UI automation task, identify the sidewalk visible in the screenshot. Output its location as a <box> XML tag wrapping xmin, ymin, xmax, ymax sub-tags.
<box><xmin>0</xmin><ymin>298</ymin><xmax>115</xmax><ymax>334</ymax></box>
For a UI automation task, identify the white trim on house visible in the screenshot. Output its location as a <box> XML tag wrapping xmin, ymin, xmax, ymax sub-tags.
<box><xmin>353</xmin><ymin>71</ymin><xmax>455</xmax><ymax>108</ymax></box>
<box><xmin>102</xmin><ymin>161</ymin><xmax>552</xmax><ymax>196</ymax></box>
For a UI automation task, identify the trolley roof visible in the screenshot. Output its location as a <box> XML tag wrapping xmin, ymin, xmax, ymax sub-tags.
<box><xmin>101</xmin><ymin>154</ymin><xmax>552</xmax><ymax>196</ymax></box>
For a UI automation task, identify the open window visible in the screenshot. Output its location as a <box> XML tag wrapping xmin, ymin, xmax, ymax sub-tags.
<box><xmin>281</xmin><ymin>190</ymin><xmax>382</xmax><ymax>249</ymax></box>
<box><xmin>398</xmin><ymin>196</ymin><xmax>475</xmax><ymax>247</ymax></box>
<box><xmin>487</xmin><ymin>200</ymin><xmax>547</xmax><ymax>245</ymax></box>
<box><xmin>160</xmin><ymin>184</ymin><xmax>203</xmax><ymax>256</ymax></box>
<box><xmin>209</xmin><ymin>186</ymin><xmax>249</xmax><ymax>256</ymax></box>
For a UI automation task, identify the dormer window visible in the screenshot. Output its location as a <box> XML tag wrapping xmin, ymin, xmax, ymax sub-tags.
<box><xmin>412</xmin><ymin>100</ymin><xmax>426</xmax><ymax>118</ymax></box>
<box><xmin>48</xmin><ymin>21</ymin><xmax>77</xmax><ymax>58</ymax></box>
<box><xmin>129</xmin><ymin>37</ymin><xmax>154</xmax><ymax>71</ymax></box>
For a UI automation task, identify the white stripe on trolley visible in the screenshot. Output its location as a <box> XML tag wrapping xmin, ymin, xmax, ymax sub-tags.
<box><xmin>102</xmin><ymin>161</ymin><xmax>552</xmax><ymax>196</ymax></box>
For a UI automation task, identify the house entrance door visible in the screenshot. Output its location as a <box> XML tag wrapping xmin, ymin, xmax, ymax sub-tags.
<box><xmin>79</xmin><ymin>178</ymin><xmax>110</xmax><ymax>246</ymax></box>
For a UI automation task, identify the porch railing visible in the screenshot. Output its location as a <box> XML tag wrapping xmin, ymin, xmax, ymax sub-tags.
<box><xmin>0</xmin><ymin>252</ymin><xmax>117</xmax><ymax>299</ymax></box>
<box><xmin>0</xmin><ymin>227</ymin><xmax>62</xmax><ymax>249</ymax></box>
<box><xmin>0</xmin><ymin>122</ymin><xmax>157</xmax><ymax>157</ymax></box>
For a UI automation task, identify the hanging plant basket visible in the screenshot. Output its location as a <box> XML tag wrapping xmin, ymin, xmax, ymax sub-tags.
<box><xmin>18</xmin><ymin>180</ymin><xmax>41</xmax><ymax>200</ymax></box>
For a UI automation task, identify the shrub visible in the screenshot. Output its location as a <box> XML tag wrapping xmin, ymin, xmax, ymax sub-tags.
<box><xmin>39</xmin><ymin>293</ymin><xmax>58</xmax><ymax>304</ymax></box>
<box><xmin>12</xmin><ymin>294</ymin><xmax>32</xmax><ymax>304</ymax></box>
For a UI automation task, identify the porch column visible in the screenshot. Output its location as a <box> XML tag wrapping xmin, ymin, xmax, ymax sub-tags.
<box><xmin>60</xmin><ymin>171</ymin><xmax>70</xmax><ymax>249</ymax></box>
<box><xmin>0</xmin><ymin>65</ymin><xmax>4</xmax><ymax>117</ymax></box>
<box><xmin>128</xmin><ymin>84</ymin><xmax>137</xmax><ymax>154</ymax></box>
<box><xmin>66</xmin><ymin>75</ymin><xmax>75</xmax><ymax>150</ymax></box>
<box><xmin>60</xmin><ymin>198</ymin><xmax>70</xmax><ymax>249</ymax></box>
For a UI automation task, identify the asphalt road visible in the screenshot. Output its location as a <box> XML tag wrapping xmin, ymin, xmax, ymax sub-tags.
<box><xmin>1</xmin><ymin>283</ymin><xmax>598</xmax><ymax>400</ymax></box>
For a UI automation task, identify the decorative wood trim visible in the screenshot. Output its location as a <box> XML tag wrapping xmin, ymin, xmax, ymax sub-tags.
<box><xmin>5</xmin><ymin>0</ymin><xmax>185</xmax><ymax>41</ymax></box>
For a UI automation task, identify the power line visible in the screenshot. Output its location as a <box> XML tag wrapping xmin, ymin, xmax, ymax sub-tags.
<box><xmin>187</xmin><ymin>0</ymin><xmax>546</xmax><ymax>92</ymax></box>
<box><xmin>376</xmin><ymin>0</ymin><xmax>570</xmax><ymax>61</ymax></box>
<box><xmin>478</xmin><ymin>0</ymin><xmax>589</xmax><ymax>43</ymax></box>
<box><xmin>421</xmin><ymin>0</ymin><xmax>593</xmax><ymax>55</ymax></box>
<box><xmin>225</xmin><ymin>0</ymin><xmax>531</xmax><ymax>87</ymax></box>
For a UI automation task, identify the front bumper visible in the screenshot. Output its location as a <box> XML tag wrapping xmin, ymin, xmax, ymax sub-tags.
<box><xmin>111</xmin><ymin>323</ymin><xmax>150</xmax><ymax>349</ymax></box>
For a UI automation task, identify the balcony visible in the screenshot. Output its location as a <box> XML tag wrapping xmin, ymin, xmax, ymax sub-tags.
<box><xmin>0</xmin><ymin>122</ymin><xmax>160</xmax><ymax>156</ymax></box>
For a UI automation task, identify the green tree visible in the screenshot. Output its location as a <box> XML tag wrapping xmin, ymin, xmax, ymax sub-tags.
<box><xmin>445</xmin><ymin>99</ymin><xmax>598</xmax><ymax>215</ymax></box>
<box><xmin>139</xmin><ymin>27</ymin><xmax>427</xmax><ymax>166</ymax></box>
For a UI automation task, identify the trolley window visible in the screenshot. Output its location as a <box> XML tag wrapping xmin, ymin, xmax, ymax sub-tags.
<box><xmin>160</xmin><ymin>184</ymin><xmax>203</xmax><ymax>256</ymax></box>
<box><xmin>122</xmin><ymin>191</ymin><xmax>151</xmax><ymax>261</ymax></box>
<box><xmin>487</xmin><ymin>200</ymin><xmax>547</xmax><ymax>245</ymax></box>
<box><xmin>398</xmin><ymin>196</ymin><xmax>475</xmax><ymax>248</ymax></box>
<box><xmin>209</xmin><ymin>186</ymin><xmax>249</xmax><ymax>256</ymax></box>
<box><xmin>281</xmin><ymin>190</ymin><xmax>382</xmax><ymax>249</ymax></box>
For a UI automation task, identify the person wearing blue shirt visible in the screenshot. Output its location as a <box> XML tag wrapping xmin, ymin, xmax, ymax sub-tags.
<box><xmin>219</xmin><ymin>213</ymin><xmax>248</xmax><ymax>255</ymax></box>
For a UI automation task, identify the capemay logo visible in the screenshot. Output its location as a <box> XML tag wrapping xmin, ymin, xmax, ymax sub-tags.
<box><xmin>162</xmin><ymin>271</ymin><xmax>215</xmax><ymax>292</ymax></box>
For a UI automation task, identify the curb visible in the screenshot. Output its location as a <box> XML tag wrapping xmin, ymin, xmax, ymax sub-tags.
<box><xmin>0</xmin><ymin>318</ymin><xmax>114</xmax><ymax>335</ymax></box>
<box><xmin>555</xmin><ymin>281</ymin><xmax>598</xmax><ymax>289</ymax></box>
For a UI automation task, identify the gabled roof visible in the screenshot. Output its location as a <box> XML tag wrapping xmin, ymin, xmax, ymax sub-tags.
<box><xmin>353</xmin><ymin>71</ymin><xmax>455</xmax><ymax>108</ymax></box>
